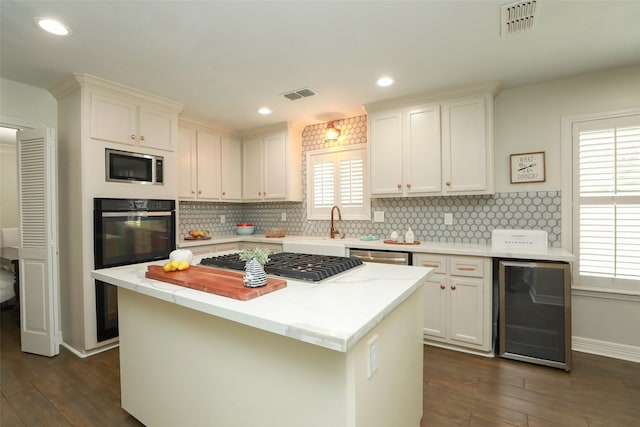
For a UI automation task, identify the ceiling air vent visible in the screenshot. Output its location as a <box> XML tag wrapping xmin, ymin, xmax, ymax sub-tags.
<box><xmin>281</xmin><ymin>88</ymin><xmax>317</xmax><ymax>101</ymax></box>
<box><xmin>501</xmin><ymin>0</ymin><xmax>538</xmax><ymax>36</ymax></box>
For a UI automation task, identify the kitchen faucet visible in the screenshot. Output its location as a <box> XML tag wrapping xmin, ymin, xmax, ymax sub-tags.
<box><xmin>330</xmin><ymin>205</ymin><xmax>342</xmax><ymax>239</ymax></box>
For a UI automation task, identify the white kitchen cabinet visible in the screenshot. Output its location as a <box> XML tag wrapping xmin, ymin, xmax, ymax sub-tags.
<box><xmin>178</xmin><ymin>124</ymin><xmax>242</xmax><ymax>202</ymax></box>
<box><xmin>181</xmin><ymin>242</ymin><xmax>240</xmax><ymax>255</ymax></box>
<box><xmin>369</xmin><ymin>104</ymin><xmax>441</xmax><ymax>196</ymax></box>
<box><xmin>237</xmin><ymin>241</ymin><xmax>283</xmax><ymax>253</ymax></box>
<box><xmin>241</xmin><ymin>122</ymin><xmax>303</xmax><ymax>202</ymax></box>
<box><xmin>441</xmin><ymin>95</ymin><xmax>492</xmax><ymax>194</ymax></box>
<box><xmin>366</xmin><ymin>83</ymin><xmax>497</xmax><ymax>197</ymax></box>
<box><xmin>90</xmin><ymin>92</ymin><xmax>177</xmax><ymax>151</ymax></box>
<box><xmin>414</xmin><ymin>253</ymin><xmax>492</xmax><ymax>355</ymax></box>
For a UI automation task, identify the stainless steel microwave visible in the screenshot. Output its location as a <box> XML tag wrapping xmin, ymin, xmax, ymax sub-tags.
<box><xmin>105</xmin><ymin>148</ymin><xmax>163</xmax><ymax>185</ymax></box>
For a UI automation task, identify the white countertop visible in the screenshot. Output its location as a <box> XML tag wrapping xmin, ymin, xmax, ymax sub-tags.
<box><xmin>92</xmin><ymin>255</ymin><xmax>432</xmax><ymax>353</ymax></box>
<box><xmin>179</xmin><ymin>234</ymin><xmax>575</xmax><ymax>262</ymax></box>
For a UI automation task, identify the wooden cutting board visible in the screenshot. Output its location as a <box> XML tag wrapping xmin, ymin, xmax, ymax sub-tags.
<box><xmin>145</xmin><ymin>265</ymin><xmax>287</xmax><ymax>301</ymax></box>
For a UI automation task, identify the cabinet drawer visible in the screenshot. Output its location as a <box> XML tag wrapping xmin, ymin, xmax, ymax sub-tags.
<box><xmin>448</xmin><ymin>257</ymin><xmax>485</xmax><ymax>278</ymax></box>
<box><xmin>413</xmin><ymin>254</ymin><xmax>447</xmax><ymax>274</ymax></box>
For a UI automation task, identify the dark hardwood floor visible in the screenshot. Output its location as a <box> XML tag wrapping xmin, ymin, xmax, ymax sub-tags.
<box><xmin>2</xmin><ymin>308</ymin><xmax>639</xmax><ymax>426</ymax></box>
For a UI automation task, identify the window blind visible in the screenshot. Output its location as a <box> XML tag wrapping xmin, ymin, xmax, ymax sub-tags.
<box><xmin>307</xmin><ymin>144</ymin><xmax>369</xmax><ymax>220</ymax></box>
<box><xmin>576</xmin><ymin>117</ymin><xmax>640</xmax><ymax>290</ymax></box>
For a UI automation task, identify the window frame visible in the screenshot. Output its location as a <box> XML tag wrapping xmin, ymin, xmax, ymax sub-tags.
<box><xmin>562</xmin><ymin>108</ymin><xmax>640</xmax><ymax>296</ymax></box>
<box><xmin>306</xmin><ymin>143</ymin><xmax>370</xmax><ymax>221</ymax></box>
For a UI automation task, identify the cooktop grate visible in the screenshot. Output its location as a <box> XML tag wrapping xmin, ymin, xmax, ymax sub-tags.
<box><xmin>199</xmin><ymin>252</ymin><xmax>363</xmax><ymax>282</ymax></box>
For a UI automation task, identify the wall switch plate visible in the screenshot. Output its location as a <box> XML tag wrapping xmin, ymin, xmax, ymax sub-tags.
<box><xmin>373</xmin><ymin>211</ymin><xmax>384</xmax><ymax>222</ymax></box>
<box><xmin>444</xmin><ymin>213</ymin><xmax>453</xmax><ymax>225</ymax></box>
<box><xmin>281</xmin><ymin>212</ymin><xmax>287</xmax><ymax>222</ymax></box>
<box><xmin>367</xmin><ymin>335</ymin><xmax>379</xmax><ymax>379</ymax></box>
<box><xmin>220</xmin><ymin>214</ymin><xmax>226</xmax><ymax>224</ymax></box>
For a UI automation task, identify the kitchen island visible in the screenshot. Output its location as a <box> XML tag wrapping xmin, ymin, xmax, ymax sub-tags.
<box><xmin>92</xmin><ymin>256</ymin><xmax>432</xmax><ymax>427</ymax></box>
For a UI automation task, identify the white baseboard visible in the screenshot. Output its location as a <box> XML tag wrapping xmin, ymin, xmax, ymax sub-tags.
<box><xmin>61</xmin><ymin>341</ymin><xmax>119</xmax><ymax>358</ymax></box>
<box><xmin>572</xmin><ymin>336</ymin><xmax>640</xmax><ymax>363</ymax></box>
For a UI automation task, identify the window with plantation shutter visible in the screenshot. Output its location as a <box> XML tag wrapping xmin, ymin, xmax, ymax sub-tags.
<box><xmin>307</xmin><ymin>144</ymin><xmax>369</xmax><ymax>220</ymax></box>
<box><xmin>573</xmin><ymin>114</ymin><xmax>640</xmax><ymax>293</ymax></box>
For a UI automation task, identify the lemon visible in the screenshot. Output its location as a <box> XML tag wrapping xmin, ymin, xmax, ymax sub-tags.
<box><xmin>177</xmin><ymin>261</ymin><xmax>190</xmax><ymax>271</ymax></box>
<box><xmin>170</xmin><ymin>260</ymin><xmax>179</xmax><ymax>269</ymax></box>
<box><xmin>163</xmin><ymin>262</ymin><xmax>175</xmax><ymax>272</ymax></box>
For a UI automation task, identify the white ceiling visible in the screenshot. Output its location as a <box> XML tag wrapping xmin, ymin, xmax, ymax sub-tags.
<box><xmin>1</xmin><ymin>1</ymin><xmax>639</xmax><ymax>133</ymax></box>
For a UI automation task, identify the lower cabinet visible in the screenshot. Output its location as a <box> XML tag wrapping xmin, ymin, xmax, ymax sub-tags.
<box><xmin>413</xmin><ymin>253</ymin><xmax>492</xmax><ymax>355</ymax></box>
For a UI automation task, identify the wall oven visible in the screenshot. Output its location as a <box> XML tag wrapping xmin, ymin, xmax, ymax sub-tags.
<box><xmin>94</xmin><ymin>198</ymin><xmax>175</xmax><ymax>342</ymax></box>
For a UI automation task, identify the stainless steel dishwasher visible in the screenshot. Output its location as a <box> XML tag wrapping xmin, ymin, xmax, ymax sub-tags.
<box><xmin>348</xmin><ymin>249</ymin><xmax>411</xmax><ymax>265</ymax></box>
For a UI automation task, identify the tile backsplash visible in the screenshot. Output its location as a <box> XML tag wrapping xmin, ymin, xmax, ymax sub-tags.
<box><xmin>179</xmin><ymin>191</ymin><xmax>562</xmax><ymax>247</ymax></box>
<box><xmin>179</xmin><ymin>116</ymin><xmax>562</xmax><ymax>247</ymax></box>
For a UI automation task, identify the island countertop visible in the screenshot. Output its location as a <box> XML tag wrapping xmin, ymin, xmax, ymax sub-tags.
<box><xmin>92</xmin><ymin>256</ymin><xmax>432</xmax><ymax>353</ymax></box>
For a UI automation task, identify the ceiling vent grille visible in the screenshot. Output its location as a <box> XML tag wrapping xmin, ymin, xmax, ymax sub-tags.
<box><xmin>501</xmin><ymin>0</ymin><xmax>538</xmax><ymax>36</ymax></box>
<box><xmin>281</xmin><ymin>88</ymin><xmax>317</xmax><ymax>101</ymax></box>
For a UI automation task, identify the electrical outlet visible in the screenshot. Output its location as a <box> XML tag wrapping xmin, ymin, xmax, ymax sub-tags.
<box><xmin>444</xmin><ymin>213</ymin><xmax>453</xmax><ymax>225</ymax></box>
<box><xmin>281</xmin><ymin>212</ymin><xmax>287</xmax><ymax>222</ymax></box>
<box><xmin>373</xmin><ymin>211</ymin><xmax>384</xmax><ymax>222</ymax></box>
<box><xmin>367</xmin><ymin>335</ymin><xmax>379</xmax><ymax>379</ymax></box>
<box><xmin>220</xmin><ymin>214</ymin><xmax>226</xmax><ymax>224</ymax></box>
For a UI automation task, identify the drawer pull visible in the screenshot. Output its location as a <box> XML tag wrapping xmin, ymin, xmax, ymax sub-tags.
<box><xmin>130</xmin><ymin>134</ymin><xmax>136</xmax><ymax>140</ymax></box>
<box><xmin>439</xmin><ymin>284</ymin><xmax>445</xmax><ymax>290</ymax></box>
<box><xmin>457</xmin><ymin>266</ymin><xmax>477</xmax><ymax>271</ymax></box>
<box><xmin>451</xmin><ymin>284</ymin><xmax>457</xmax><ymax>290</ymax></box>
<box><xmin>422</xmin><ymin>262</ymin><xmax>440</xmax><ymax>268</ymax></box>
<box><xmin>140</xmin><ymin>135</ymin><xmax>145</xmax><ymax>141</ymax></box>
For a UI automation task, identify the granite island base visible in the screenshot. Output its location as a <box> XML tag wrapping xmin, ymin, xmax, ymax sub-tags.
<box><xmin>94</xmin><ymin>261</ymin><xmax>430</xmax><ymax>427</ymax></box>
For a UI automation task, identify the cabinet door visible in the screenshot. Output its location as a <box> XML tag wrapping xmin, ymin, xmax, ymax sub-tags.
<box><xmin>422</xmin><ymin>275</ymin><xmax>448</xmax><ymax>341</ymax></box>
<box><xmin>263</xmin><ymin>132</ymin><xmax>287</xmax><ymax>200</ymax></box>
<box><xmin>442</xmin><ymin>96</ymin><xmax>489</xmax><ymax>193</ymax></box>
<box><xmin>178</xmin><ymin>128</ymin><xmax>197</xmax><ymax>199</ymax></box>
<box><xmin>405</xmin><ymin>105</ymin><xmax>442</xmax><ymax>194</ymax></box>
<box><xmin>196</xmin><ymin>132</ymin><xmax>222</xmax><ymax>200</ymax></box>
<box><xmin>369</xmin><ymin>111</ymin><xmax>403</xmax><ymax>196</ymax></box>
<box><xmin>90</xmin><ymin>93</ymin><xmax>137</xmax><ymax>145</ymax></box>
<box><xmin>448</xmin><ymin>276</ymin><xmax>485</xmax><ymax>347</ymax></box>
<box><xmin>221</xmin><ymin>136</ymin><xmax>242</xmax><ymax>201</ymax></box>
<box><xmin>138</xmin><ymin>106</ymin><xmax>175</xmax><ymax>151</ymax></box>
<box><xmin>242</xmin><ymin>137</ymin><xmax>263</xmax><ymax>201</ymax></box>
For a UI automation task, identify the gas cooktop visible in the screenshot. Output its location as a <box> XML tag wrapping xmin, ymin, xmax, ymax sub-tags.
<box><xmin>199</xmin><ymin>252</ymin><xmax>363</xmax><ymax>282</ymax></box>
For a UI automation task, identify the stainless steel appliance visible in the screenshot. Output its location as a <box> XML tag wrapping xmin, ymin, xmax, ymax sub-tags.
<box><xmin>200</xmin><ymin>252</ymin><xmax>363</xmax><ymax>282</ymax></box>
<box><xmin>105</xmin><ymin>148</ymin><xmax>164</xmax><ymax>185</ymax></box>
<box><xmin>93</xmin><ymin>198</ymin><xmax>175</xmax><ymax>341</ymax></box>
<box><xmin>348</xmin><ymin>249</ymin><xmax>411</xmax><ymax>265</ymax></box>
<box><xmin>497</xmin><ymin>260</ymin><xmax>571</xmax><ymax>370</ymax></box>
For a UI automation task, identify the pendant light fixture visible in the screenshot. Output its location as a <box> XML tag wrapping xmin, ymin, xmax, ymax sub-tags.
<box><xmin>324</xmin><ymin>122</ymin><xmax>341</xmax><ymax>142</ymax></box>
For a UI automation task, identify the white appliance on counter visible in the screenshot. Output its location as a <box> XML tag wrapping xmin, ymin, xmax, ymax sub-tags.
<box><xmin>491</xmin><ymin>229</ymin><xmax>548</xmax><ymax>252</ymax></box>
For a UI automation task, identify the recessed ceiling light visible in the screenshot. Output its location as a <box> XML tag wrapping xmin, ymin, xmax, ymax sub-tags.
<box><xmin>376</xmin><ymin>76</ymin><xmax>394</xmax><ymax>87</ymax></box>
<box><xmin>257</xmin><ymin>107</ymin><xmax>272</xmax><ymax>115</ymax></box>
<box><xmin>36</xmin><ymin>18</ymin><xmax>71</xmax><ymax>36</ymax></box>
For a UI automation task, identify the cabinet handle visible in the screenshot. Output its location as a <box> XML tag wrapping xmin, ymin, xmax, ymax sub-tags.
<box><xmin>457</xmin><ymin>266</ymin><xmax>476</xmax><ymax>271</ymax></box>
<box><xmin>451</xmin><ymin>284</ymin><xmax>457</xmax><ymax>290</ymax></box>
<box><xmin>439</xmin><ymin>284</ymin><xmax>445</xmax><ymax>290</ymax></box>
<box><xmin>198</xmin><ymin>190</ymin><xmax>202</xmax><ymax>194</ymax></box>
<box><xmin>140</xmin><ymin>135</ymin><xmax>145</xmax><ymax>141</ymax></box>
<box><xmin>222</xmin><ymin>192</ymin><xmax>226</xmax><ymax>196</ymax></box>
<box><xmin>191</xmin><ymin>191</ymin><xmax>195</xmax><ymax>194</ymax></box>
<box><xmin>446</xmin><ymin>181</ymin><xmax>451</xmax><ymax>186</ymax></box>
<box><xmin>130</xmin><ymin>134</ymin><xmax>136</xmax><ymax>140</ymax></box>
<box><xmin>422</xmin><ymin>262</ymin><xmax>440</xmax><ymax>268</ymax></box>
<box><xmin>397</xmin><ymin>184</ymin><xmax>401</xmax><ymax>190</ymax></box>
<box><xmin>406</xmin><ymin>183</ymin><xmax>411</xmax><ymax>189</ymax></box>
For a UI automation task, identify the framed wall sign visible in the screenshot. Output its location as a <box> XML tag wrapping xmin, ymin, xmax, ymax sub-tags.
<box><xmin>510</xmin><ymin>151</ymin><xmax>546</xmax><ymax>184</ymax></box>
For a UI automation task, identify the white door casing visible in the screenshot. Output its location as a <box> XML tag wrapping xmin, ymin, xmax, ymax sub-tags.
<box><xmin>17</xmin><ymin>127</ymin><xmax>61</xmax><ymax>357</ymax></box>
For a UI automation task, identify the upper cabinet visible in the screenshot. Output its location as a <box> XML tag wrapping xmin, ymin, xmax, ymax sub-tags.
<box><xmin>178</xmin><ymin>121</ymin><xmax>242</xmax><ymax>202</ymax></box>
<box><xmin>89</xmin><ymin>89</ymin><xmax>178</xmax><ymax>152</ymax></box>
<box><xmin>241</xmin><ymin>122</ymin><xmax>303</xmax><ymax>202</ymax></box>
<box><xmin>366</xmin><ymin>82</ymin><xmax>499</xmax><ymax>197</ymax></box>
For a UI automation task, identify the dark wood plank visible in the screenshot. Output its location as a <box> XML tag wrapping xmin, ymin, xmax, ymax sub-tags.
<box><xmin>3</xmin><ymin>310</ymin><xmax>639</xmax><ymax>427</ymax></box>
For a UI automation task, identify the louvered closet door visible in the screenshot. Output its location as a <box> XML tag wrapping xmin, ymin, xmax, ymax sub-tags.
<box><xmin>17</xmin><ymin>128</ymin><xmax>60</xmax><ymax>357</ymax></box>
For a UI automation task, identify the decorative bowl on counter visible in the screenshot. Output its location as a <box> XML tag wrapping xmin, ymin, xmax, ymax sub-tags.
<box><xmin>265</xmin><ymin>227</ymin><xmax>286</xmax><ymax>238</ymax></box>
<box><xmin>236</xmin><ymin>223</ymin><xmax>255</xmax><ymax>235</ymax></box>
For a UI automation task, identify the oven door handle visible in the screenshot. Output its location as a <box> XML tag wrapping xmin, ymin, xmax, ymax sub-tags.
<box><xmin>101</xmin><ymin>211</ymin><xmax>173</xmax><ymax>218</ymax></box>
